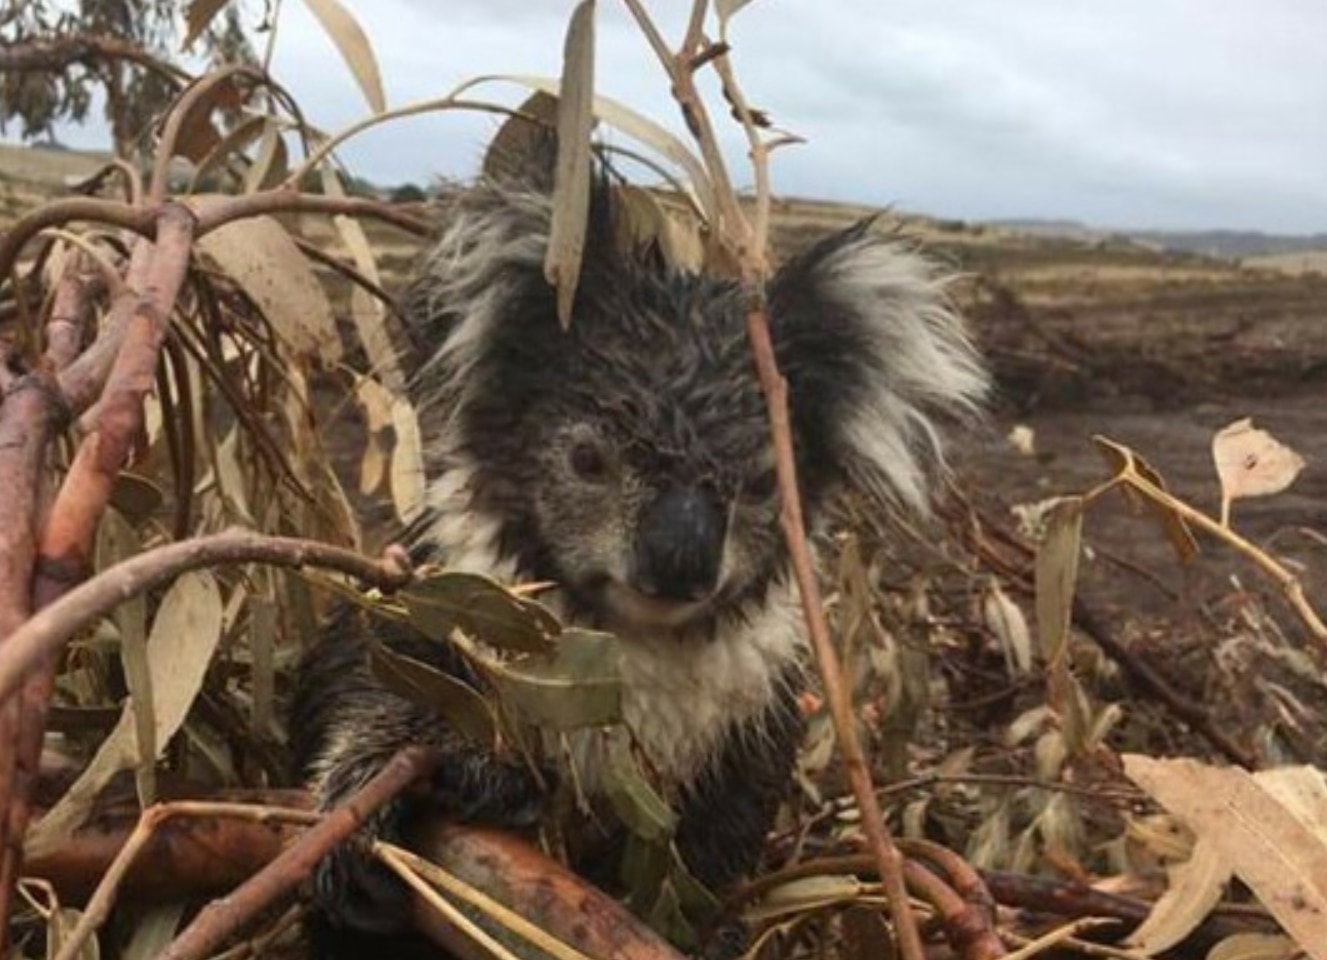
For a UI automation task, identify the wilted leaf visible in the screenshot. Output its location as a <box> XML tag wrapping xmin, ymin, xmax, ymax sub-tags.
<box><xmin>716</xmin><ymin>0</ymin><xmax>760</xmax><ymax>36</ymax></box>
<box><xmin>1207</xmin><ymin>933</ymin><xmax>1302</xmax><ymax>960</ymax></box>
<box><xmin>478</xmin><ymin>75</ymin><xmax>713</xmax><ymax>217</ymax></box>
<box><xmin>241</xmin><ymin>118</ymin><xmax>289</xmax><ymax>194</ymax></box>
<box><xmin>489</xmin><ymin>629</ymin><xmax>622</xmax><ymax>730</ymax></box>
<box><xmin>110</xmin><ymin>473</ymin><xmax>165</xmax><ymax>525</ymax></box>
<box><xmin>1125</xmin><ymin>755</ymin><xmax>1327</xmax><ymax>960</ymax></box>
<box><xmin>1094</xmin><ymin>435</ymin><xmax>1200</xmax><ymax>563</ymax></box>
<box><xmin>182</xmin><ymin>0</ymin><xmax>230</xmax><ymax>52</ymax></box>
<box><xmin>369</xmin><ymin>643</ymin><xmax>497</xmax><ymax>745</ymax></box>
<box><xmin>611</xmin><ymin>185</ymin><xmax>705</xmax><ymax>271</ymax></box>
<box><xmin>48</xmin><ymin>907</ymin><xmax>99</xmax><ymax>960</ymax></box>
<box><xmin>1213</xmin><ymin>418</ymin><xmax>1306</xmax><ymax>527</ymax></box>
<box><xmin>319</xmin><ymin>166</ymin><xmax>404</xmax><ymax>391</ymax></box>
<box><xmin>121</xmin><ymin>903</ymin><xmax>186</xmax><ymax>960</ymax></box>
<box><xmin>483</xmin><ymin>91</ymin><xmax>560</xmax><ymax>183</ymax></box>
<box><xmin>403</xmin><ymin>572</ymin><xmax>560</xmax><ymax>654</ymax></box>
<box><xmin>1128</xmin><ymin>836</ymin><xmax>1231</xmax><ymax>953</ymax></box>
<box><xmin>602</xmin><ymin>727</ymin><xmax>677</xmax><ymax>844</ymax></box>
<box><xmin>193</xmin><ymin>206</ymin><xmax>341</xmax><ymax>366</ymax></box>
<box><xmin>27</xmin><ymin>572</ymin><xmax>224</xmax><ymax>856</ymax></box>
<box><xmin>302</xmin><ymin>0</ymin><xmax>386</xmax><ymax>113</ymax></box>
<box><xmin>545</xmin><ymin>0</ymin><xmax>596</xmax><ymax>327</ymax></box>
<box><xmin>981</xmin><ymin>579</ymin><xmax>1032</xmax><ymax>675</ymax></box>
<box><xmin>389</xmin><ymin>393</ymin><xmax>426</xmax><ymax>523</ymax></box>
<box><xmin>746</xmin><ymin>875</ymin><xmax>865</xmax><ymax>923</ymax></box>
<box><xmin>1007</xmin><ymin>423</ymin><xmax>1036</xmax><ymax>456</ymax></box>
<box><xmin>1034</xmin><ymin>496</ymin><xmax>1082</xmax><ymax>714</ymax></box>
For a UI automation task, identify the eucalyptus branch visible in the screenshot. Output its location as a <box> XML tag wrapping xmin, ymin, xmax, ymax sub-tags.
<box><xmin>0</xmin><ymin>198</ymin><xmax>156</xmax><ymax>282</ymax></box>
<box><xmin>156</xmin><ymin>747</ymin><xmax>440</xmax><ymax>960</ymax></box>
<box><xmin>0</xmin><ymin>531</ymin><xmax>413</xmax><ymax>705</ymax></box>
<box><xmin>53</xmin><ymin>801</ymin><xmax>319</xmax><ymax>960</ymax></box>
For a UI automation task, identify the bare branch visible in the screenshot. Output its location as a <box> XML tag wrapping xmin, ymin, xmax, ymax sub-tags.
<box><xmin>0</xmin><ymin>531</ymin><xmax>412</xmax><ymax>705</ymax></box>
<box><xmin>156</xmin><ymin>747</ymin><xmax>440</xmax><ymax>960</ymax></box>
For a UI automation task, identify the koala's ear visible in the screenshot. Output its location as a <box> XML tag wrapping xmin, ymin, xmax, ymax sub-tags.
<box><xmin>767</xmin><ymin>221</ymin><xmax>989</xmax><ymax>513</ymax></box>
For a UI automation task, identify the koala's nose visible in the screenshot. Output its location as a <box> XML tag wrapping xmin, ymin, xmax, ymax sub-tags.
<box><xmin>634</xmin><ymin>487</ymin><xmax>726</xmax><ymax>602</ymax></box>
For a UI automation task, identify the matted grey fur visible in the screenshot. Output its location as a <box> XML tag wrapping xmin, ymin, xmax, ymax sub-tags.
<box><xmin>291</xmin><ymin>165</ymin><xmax>989</xmax><ymax>950</ymax></box>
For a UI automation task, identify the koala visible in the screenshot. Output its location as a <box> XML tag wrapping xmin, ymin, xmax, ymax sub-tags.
<box><xmin>290</xmin><ymin>153</ymin><xmax>989</xmax><ymax>954</ymax></box>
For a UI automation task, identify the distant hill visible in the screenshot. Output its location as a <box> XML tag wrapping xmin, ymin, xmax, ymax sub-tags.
<box><xmin>989</xmin><ymin>217</ymin><xmax>1327</xmax><ymax>260</ymax></box>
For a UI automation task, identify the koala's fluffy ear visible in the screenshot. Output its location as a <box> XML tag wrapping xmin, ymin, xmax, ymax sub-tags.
<box><xmin>768</xmin><ymin>221</ymin><xmax>989</xmax><ymax>513</ymax></box>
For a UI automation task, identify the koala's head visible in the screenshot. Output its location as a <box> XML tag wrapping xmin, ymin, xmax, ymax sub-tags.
<box><xmin>404</xmin><ymin>178</ymin><xmax>988</xmax><ymax>636</ymax></box>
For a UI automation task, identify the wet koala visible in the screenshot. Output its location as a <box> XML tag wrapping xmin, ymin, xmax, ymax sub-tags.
<box><xmin>290</xmin><ymin>163</ymin><xmax>989</xmax><ymax>951</ymax></box>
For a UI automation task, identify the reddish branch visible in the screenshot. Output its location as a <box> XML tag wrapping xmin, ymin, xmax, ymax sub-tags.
<box><xmin>0</xmin><ymin>531</ymin><xmax>413</xmax><ymax>705</ymax></box>
<box><xmin>156</xmin><ymin>747</ymin><xmax>440</xmax><ymax>960</ymax></box>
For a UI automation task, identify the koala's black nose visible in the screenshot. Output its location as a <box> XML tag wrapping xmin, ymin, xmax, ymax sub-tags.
<box><xmin>634</xmin><ymin>487</ymin><xmax>726</xmax><ymax>602</ymax></box>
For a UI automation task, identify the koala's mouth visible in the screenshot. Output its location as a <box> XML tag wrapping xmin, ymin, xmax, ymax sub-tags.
<box><xmin>597</xmin><ymin>579</ymin><xmax>716</xmax><ymax>631</ymax></box>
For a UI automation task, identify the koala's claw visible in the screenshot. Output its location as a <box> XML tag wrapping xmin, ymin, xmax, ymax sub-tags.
<box><xmin>428</xmin><ymin>751</ymin><xmax>550</xmax><ymax>829</ymax></box>
<box><xmin>312</xmin><ymin>839</ymin><xmax>413</xmax><ymax>935</ymax></box>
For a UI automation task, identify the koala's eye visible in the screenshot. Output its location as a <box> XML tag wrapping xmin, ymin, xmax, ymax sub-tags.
<box><xmin>569</xmin><ymin>440</ymin><xmax>609</xmax><ymax>481</ymax></box>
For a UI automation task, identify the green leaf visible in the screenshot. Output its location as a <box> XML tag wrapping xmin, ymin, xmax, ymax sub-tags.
<box><xmin>369</xmin><ymin>643</ymin><xmax>497</xmax><ymax>746</ymax></box>
<box><xmin>601</xmin><ymin>727</ymin><xmax>676</xmax><ymax>844</ymax></box>
<box><xmin>488</xmin><ymin>628</ymin><xmax>622</xmax><ymax>730</ymax></box>
<box><xmin>403</xmin><ymin>572</ymin><xmax>560</xmax><ymax>654</ymax></box>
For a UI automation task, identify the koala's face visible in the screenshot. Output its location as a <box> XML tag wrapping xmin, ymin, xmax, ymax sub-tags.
<box><xmin>491</xmin><ymin>269</ymin><xmax>795</xmax><ymax>634</ymax></box>
<box><xmin>415</xmin><ymin>184</ymin><xmax>988</xmax><ymax>636</ymax></box>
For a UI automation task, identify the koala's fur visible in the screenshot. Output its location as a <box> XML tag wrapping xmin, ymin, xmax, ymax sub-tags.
<box><xmin>290</xmin><ymin>156</ymin><xmax>988</xmax><ymax>951</ymax></box>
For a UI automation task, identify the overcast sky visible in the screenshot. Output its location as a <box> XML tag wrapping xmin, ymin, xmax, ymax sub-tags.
<box><xmin>51</xmin><ymin>1</ymin><xmax>1327</xmax><ymax>234</ymax></box>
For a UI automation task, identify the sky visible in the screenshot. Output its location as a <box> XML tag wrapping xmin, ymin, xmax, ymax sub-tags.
<box><xmin>51</xmin><ymin>0</ymin><xmax>1327</xmax><ymax>234</ymax></box>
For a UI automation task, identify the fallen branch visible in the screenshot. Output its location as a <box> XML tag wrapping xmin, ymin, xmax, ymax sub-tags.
<box><xmin>155</xmin><ymin>747</ymin><xmax>440</xmax><ymax>960</ymax></box>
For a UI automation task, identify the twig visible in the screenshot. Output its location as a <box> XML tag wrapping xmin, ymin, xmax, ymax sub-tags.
<box><xmin>0</xmin><ymin>530</ymin><xmax>413</xmax><ymax>704</ymax></box>
<box><xmin>1116</xmin><ymin>470</ymin><xmax>1327</xmax><ymax>646</ymax></box>
<box><xmin>53</xmin><ymin>801</ymin><xmax>320</xmax><ymax>960</ymax></box>
<box><xmin>156</xmin><ymin>747</ymin><xmax>440</xmax><ymax>960</ymax></box>
<box><xmin>377</xmin><ymin>843</ymin><xmax>593</xmax><ymax>960</ymax></box>
<box><xmin>617</xmin><ymin>3</ymin><xmax>925</xmax><ymax>955</ymax></box>
<box><xmin>375</xmin><ymin>844</ymin><xmax>527</xmax><ymax>960</ymax></box>
<box><xmin>194</xmin><ymin>190</ymin><xmax>429</xmax><ymax>238</ymax></box>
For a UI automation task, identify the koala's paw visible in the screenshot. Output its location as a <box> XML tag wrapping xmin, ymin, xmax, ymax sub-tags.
<box><xmin>429</xmin><ymin>749</ymin><xmax>550</xmax><ymax>829</ymax></box>
<box><xmin>311</xmin><ymin>828</ymin><xmax>413</xmax><ymax>935</ymax></box>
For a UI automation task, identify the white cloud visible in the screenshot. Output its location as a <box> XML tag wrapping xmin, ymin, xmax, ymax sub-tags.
<box><xmin>22</xmin><ymin>0</ymin><xmax>1327</xmax><ymax>233</ymax></box>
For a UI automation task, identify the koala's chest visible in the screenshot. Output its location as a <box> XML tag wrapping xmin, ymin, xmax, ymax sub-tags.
<box><xmin>557</xmin><ymin>595</ymin><xmax>805</xmax><ymax>798</ymax></box>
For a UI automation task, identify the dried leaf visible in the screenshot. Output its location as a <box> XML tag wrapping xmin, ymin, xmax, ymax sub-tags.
<box><xmin>1125</xmin><ymin>755</ymin><xmax>1327</xmax><ymax>960</ymax></box>
<box><xmin>716</xmin><ymin>0</ymin><xmax>760</xmax><ymax>36</ymax></box>
<box><xmin>1207</xmin><ymin>933</ymin><xmax>1302</xmax><ymax>960</ymax></box>
<box><xmin>1094</xmin><ymin>435</ymin><xmax>1200</xmax><ymax>563</ymax></box>
<box><xmin>1213</xmin><ymin>418</ymin><xmax>1306</xmax><ymax>526</ymax></box>
<box><xmin>389</xmin><ymin>393</ymin><xmax>426</xmax><ymax>524</ymax></box>
<box><xmin>301</xmin><ymin>0</ymin><xmax>386</xmax><ymax>113</ymax></box>
<box><xmin>1128</xmin><ymin>836</ymin><xmax>1231</xmax><ymax>953</ymax></box>
<box><xmin>27</xmin><ymin>572</ymin><xmax>224</xmax><ymax>856</ymax></box>
<box><xmin>193</xmin><ymin>204</ymin><xmax>341</xmax><ymax>366</ymax></box>
<box><xmin>320</xmin><ymin>166</ymin><xmax>404</xmax><ymax>391</ymax></box>
<box><xmin>981</xmin><ymin>579</ymin><xmax>1032</xmax><ymax>675</ymax></box>
<box><xmin>482</xmin><ymin>91</ymin><xmax>560</xmax><ymax>182</ymax></box>
<box><xmin>182</xmin><ymin>0</ymin><xmax>230</xmax><ymax>52</ymax></box>
<box><xmin>1034</xmin><ymin>497</ymin><xmax>1082</xmax><ymax>714</ymax></box>
<box><xmin>241</xmin><ymin>117</ymin><xmax>289</xmax><ymax>194</ymax></box>
<box><xmin>545</xmin><ymin>0</ymin><xmax>597</xmax><ymax>327</ymax></box>
<box><xmin>485</xmin><ymin>75</ymin><xmax>713</xmax><ymax>217</ymax></box>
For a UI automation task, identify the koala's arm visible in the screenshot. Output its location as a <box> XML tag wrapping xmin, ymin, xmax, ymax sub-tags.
<box><xmin>291</xmin><ymin>608</ymin><xmax>544</xmax><ymax>933</ymax></box>
<box><xmin>673</xmin><ymin>674</ymin><xmax>805</xmax><ymax>892</ymax></box>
